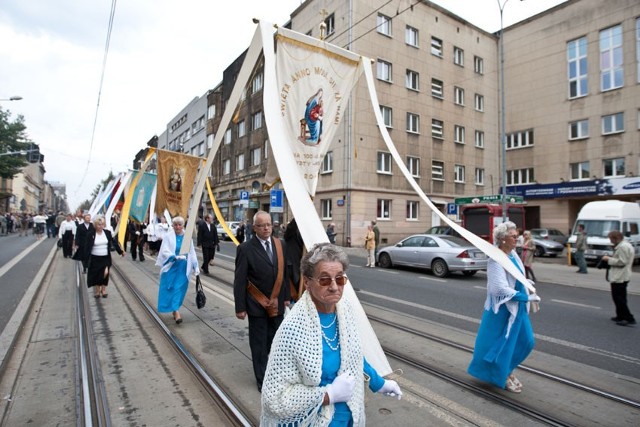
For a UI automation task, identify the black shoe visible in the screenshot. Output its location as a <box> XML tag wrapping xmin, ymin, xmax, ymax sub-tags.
<box><xmin>627</xmin><ymin>319</ymin><xmax>636</xmax><ymax>325</ymax></box>
<box><xmin>611</xmin><ymin>317</ymin><xmax>621</xmax><ymax>321</ymax></box>
<box><xmin>257</xmin><ymin>384</ymin><xmax>262</xmax><ymax>393</ymax></box>
<box><xmin>616</xmin><ymin>320</ymin><xmax>630</xmax><ymax>326</ymax></box>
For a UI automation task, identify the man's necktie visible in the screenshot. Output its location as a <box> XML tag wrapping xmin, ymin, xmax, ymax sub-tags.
<box><xmin>265</xmin><ymin>240</ymin><xmax>273</xmax><ymax>262</ymax></box>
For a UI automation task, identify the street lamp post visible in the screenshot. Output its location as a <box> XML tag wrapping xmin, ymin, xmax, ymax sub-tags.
<box><xmin>498</xmin><ymin>0</ymin><xmax>509</xmax><ymax>221</ymax></box>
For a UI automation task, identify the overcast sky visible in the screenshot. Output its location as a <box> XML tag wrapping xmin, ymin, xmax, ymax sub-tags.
<box><xmin>0</xmin><ymin>0</ymin><xmax>566</xmax><ymax>211</ymax></box>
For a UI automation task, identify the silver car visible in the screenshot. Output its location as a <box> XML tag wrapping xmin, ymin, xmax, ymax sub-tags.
<box><xmin>376</xmin><ymin>234</ymin><xmax>487</xmax><ymax>278</ymax></box>
<box><xmin>216</xmin><ymin>221</ymin><xmax>240</xmax><ymax>241</ymax></box>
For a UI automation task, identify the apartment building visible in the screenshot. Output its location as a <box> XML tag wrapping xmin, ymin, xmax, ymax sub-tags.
<box><xmin>501</xmin><ymin>0</ymin><xmax>640</xmax><ymax>232</ymax></box>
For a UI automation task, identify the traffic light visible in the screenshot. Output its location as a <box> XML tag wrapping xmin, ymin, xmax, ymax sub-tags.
<box><xmin>27</xmin><ymin>148</ymin><xmax>41</xmax><ymax>163</ymax></box>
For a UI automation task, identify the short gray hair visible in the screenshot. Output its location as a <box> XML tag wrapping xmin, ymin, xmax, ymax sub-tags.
<box><xmin>172</xmin><ymin>216</ymin><xmax>185</xmax><ymax>226</ymax></box>
<box><xmin>301</xmin><ymin>243</ymin><xmax>349</xmax><ymax>278</ymax></box>
<box><xmin>493</xmin><ymin>221</ymin><xmax>517</xmax><ymax>244</ymax></box>
<box><xmin>92</xmin><ymin>214</ymin><xmax>105</xmax><ymax>226</ymax></box>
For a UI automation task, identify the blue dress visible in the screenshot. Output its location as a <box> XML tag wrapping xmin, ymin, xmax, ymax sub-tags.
<box><xmin>467</xmin><ymin>257</ymin><xmax>535</xmax><ymax>389</ymax></box>
<box><xmin>157</xmin><ymin>234</ymin><xmax>189</xmax><ymax>312</ymax></box>
<box><xmin>318</xmin><ymin>312</ymin><xmax>385</xmax><ymax>426</ymax></box>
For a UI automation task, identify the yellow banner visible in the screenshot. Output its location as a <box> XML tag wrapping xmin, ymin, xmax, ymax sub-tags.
<box><xmin>155</xmin><ymin>149</ymin><xmax>201</xmax><ymax>218</ymax></box>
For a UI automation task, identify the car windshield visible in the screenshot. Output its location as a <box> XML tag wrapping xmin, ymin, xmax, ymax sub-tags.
<box><xmin>574</xmin><ymin>220</ymin><xmax>620</xmax><ymax>237</ymax></box>
<box><xmin>438</xmin><ymin>235</ymin><xmax>469</xmax><ymax>247</ymax></box>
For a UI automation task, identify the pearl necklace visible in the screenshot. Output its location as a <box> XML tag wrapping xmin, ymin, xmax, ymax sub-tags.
<box><xmin>320</xmin><ymin>313</ymin><xmax>336</xmax><ymax>329</ymax></box>
<box><xmin>320</xmin><ymin>314</ymin><xmax>339</xmax><ymax>351</ymax></box>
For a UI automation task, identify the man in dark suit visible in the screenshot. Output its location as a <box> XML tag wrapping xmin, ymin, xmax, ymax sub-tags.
<box><xmin>233</xmin><ymin>210</ymin><xmax>289</xmax><ymax>392</ymax></box>
<box><xmin>197</xmin><ymin>214</ymin><xmax>219</xmax><ymax>275</ymax></box>
<box><xmin>73</xmin><ymin>213</ymin><xmax>94</xmax><ymax>273</ymax></box>
<box><xmin>127</xmin><ymin>221</ymin><xmax>146</xmax><ymax>261</ymax></box>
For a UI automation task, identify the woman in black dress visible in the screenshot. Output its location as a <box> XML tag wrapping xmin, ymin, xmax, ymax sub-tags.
<box><xmin>84</xmin><ymin>215</ymin><xmax>124</xmax><ymax>298</ymax></box>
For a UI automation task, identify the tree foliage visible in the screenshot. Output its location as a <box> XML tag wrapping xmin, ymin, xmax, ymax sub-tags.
<box><xmin>0</xmin><ymin>107</ymin><xmax>32</xmax><ymax>179</ymax></box>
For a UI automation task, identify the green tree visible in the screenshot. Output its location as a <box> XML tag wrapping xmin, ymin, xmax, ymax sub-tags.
<box><xmin>0</xmin><ymin>107</ymin><xmax>32</xmax><ymax>179</ymax></box>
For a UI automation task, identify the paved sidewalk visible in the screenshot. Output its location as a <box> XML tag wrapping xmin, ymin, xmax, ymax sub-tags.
<box><xmin>340</xmin><ymin>246</ymin><xmax>639</xmax><ymax>295</ymax></box>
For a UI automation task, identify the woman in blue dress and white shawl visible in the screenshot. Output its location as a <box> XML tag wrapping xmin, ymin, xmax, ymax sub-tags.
<box><xmin>467</xmin><ymin>221</ymin><xmax>541</xmax><ymax>393</ymax></box>
<box><xmin>155</xmin><ymin>216</ymin><xmax>199</xmax><ymax>324</ymax></box>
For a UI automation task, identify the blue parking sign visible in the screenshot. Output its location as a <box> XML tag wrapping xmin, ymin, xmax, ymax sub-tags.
<box><xmin>270</xmin><ymin>189</ymin><xmax>284</xmax><ymax>213</ymax></box>
<box><xmin>447</xmin><ymin>203</ymin><xmax>457</xmax><ymax>215</ymax></box>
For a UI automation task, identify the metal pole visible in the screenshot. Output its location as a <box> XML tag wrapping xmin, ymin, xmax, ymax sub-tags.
<box><xmin>498</xmin><ymin>0</ymin><xmax>509</xmax><ymax>221</ymax></box>
<box><xmin>345</xmin><ymin>0</ymin><xmax>353</xmax><ymax>246</ymax></box>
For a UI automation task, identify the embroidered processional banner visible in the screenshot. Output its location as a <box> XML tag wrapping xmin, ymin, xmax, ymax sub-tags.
<box><xmin>129</xmin><ymin>172</ymin><xmax>157</xmax><ymax>222</ymax></box>
<box><xmin>155</xmin><ymin>149</ymin><xmax>200</xmax><ymax>217</ymax></box>
<box><xmin>265</xmin><ymin>29</ymin><xmax>362</xmax><ymax>195</ymax></box>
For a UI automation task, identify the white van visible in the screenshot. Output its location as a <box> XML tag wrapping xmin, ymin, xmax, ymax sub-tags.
<box><xmin>567</xmin><ymin>200</ymin><xmax>640</xmax><ymax>264</ymax></box>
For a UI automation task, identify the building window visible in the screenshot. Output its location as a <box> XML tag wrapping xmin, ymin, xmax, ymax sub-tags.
<box><xmin>637</xmin><ymin>18</ymin><xmax>640</xmax><ymax>82</ymax></box>
<box><xmin>475</xmin><ymin>168</ymin><xmax>485</xmax><ymax>185</ymax></box>
<box><xmin>252</xmin><ymin>72</ymin><xmax>263</xmax><ymax>93</ymax></box>
<box><xmin>223</xmin><ymin>159</ymin><xmax>231</xmax><ymax>175</ymax></box>
<box><xmin>377</xmin><ymin>199</ymin><xmax>391</xmax><ymax>220</ymax></box>
<box><xmin>454</xmin><ymin>125</ymin><xmax>465</xmax><ymax>144</ymax></box>
<box><xmin>324</xmin><ymin>13</ymin><xmax>335</xmax><ymax>36</ymax></box>
<box><xmin>474</xmin><ymin>94</ymin><xmax>484</xmax><ymax>112</ymax></box>
<box><xmin>454</xmin><ymin>87</ymin><xmax>464</xmax><ymax>106</ymax></box>
<box><xmin>405</xmin><ymin>25</ymin><xmax>418</xmax><ymax>47</ymax></box>
<box><xmin>208</xmin><ymin>104</ymin><xmax>216</xmax><ymax>119</ymax></box>
<box><xmin>603</xmin><ymin>158</ymin><xmax>625</xmax><ymax>177</ymax></box>
<box><xmin>602</xmin><ymin>112</ymin><xmax>624</xmax><ymax>135</ymax></box>
<box><xmin>236</xmin><ymin>153</ymin><xmax>245</xmax><ymax>171</ymax></box>
<box><xmin>454</xmin><ymin>165</ymin><xmax>465</xmax><ymax>183</ymax></box>
<box><xmin>237</xmin><ymin>120</ymin><xmax>246</xmax><ymax>138</ymax></box>
<box><xmin>475</xmin><ymin>130</ymin><xmax>485</xmax><ymax>148</ymax></box>
<box><xmin>431</xmin><ymin>37</ymin><xmax>443</xmax><ymax>57</ymax></box>
<box><xmin>453</xmin><ymin>46</ymin><xmax>464</xmax><ymax>66</ymax></box>
<box><xmin>432</xmin><ymin>119</ymin><xmax>444</xmax><ymax>139</ymax></box>
<box><xmin>321</xmin><ymin>151</ymin><xmax>333</xmax><ymax>173</ymax></box>
<box><xmin>321</xmin><ymin>199</ymin><xmax>332</xmax><ymax>219</ymax></box>
<box><xmin>431</xmin><ymin>78</ymin><xmax>444</xmax><ymax>98</ymax></box>
<box><xmin>377</xmin><ymin>151</ymin><xmax>392</xmax><ymax>174</ymax></box>
<box><xmin>570</xmin><ymin>161</ymin><xmax>590</xmax><ymax>180</ymax></box>
<box><xmin>474</xmin><ymin>56</ymin><xmax>484</xmax><ymax>75</ymax></box>
<box><xmin>569</xmin><ymin>119</ymin><xmax>589</xmax><ymax>140</ymax></box>
<box><xmin>432</xmin><ymin>160</ymin><xmax>444</xmax><ymax>180</ymax></box>
<box><xmin>406</xmin><ymin>69</ymin><xmax>419</xmax><ymax>91</ymax></box>
<box><xmin>568</xmin><ymin>37</ymin><xmax>588</xmax><ymax>98</ymax></box>
<box><xmin>250</xmin><ymin>147</ymin><xmax>261</xmax><ymax>166</ymax></box>
<box><xmin>380</xmin><ymin>105</ymin><xmax>393</xmax><ymax>127</ymax></box>
<box><xmin>406</xmin><ymin>201</ymin><xmax>419</xmax><ymax>220</ymax></box>
<box><xmin>377</xmin><ymin>59</ymin><xmax>392</xmax><ymax>82</ymax></box>
<box><xmin>198</xmin><ymin>142</ymin><xmax>205</xmax><ymax>156</ymax></box>
<box><xmin>207</xmin><ymin>133</ymin><xmax>213</xmax><ymax>149</ymax></box>
<box><xmin>506</xmin><ymin>129</ymin><xmax>534</xmax><ymax>149</ymax></box>
<box><xmin>251</xmin><ymin>111</ymin><xmax>263</xmax><ymax>131</ymax></box>
<box><xmin>377</xmin><ymin>14</ymin><xmax>392</xmax><ymax>36</ymax></box>
<box><xmin>507</xmin><ymin>168</ymin><xmax>535</xmax><ymax>185</ymax></box>
<box><xmin>406</xmin><ymin>113</ymin><xmax>420</xmax><ymax>134</ymax></box>
<box><xmin>224</xmin><ymin>129</ymin><xmax>232</xmax><ymax>145</ymax></box>
<box><xmin>407</xmin><ymin>156</ymin><xmax>420</xmax><ymax>177</ymax></box>
<box><xmin>600</xmin><ymin>25</ymin><xmax>623</xmax><ymax>91</ymax></box>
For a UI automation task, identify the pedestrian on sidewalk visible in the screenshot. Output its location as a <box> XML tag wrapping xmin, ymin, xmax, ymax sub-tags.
<box><xmin>468</xmin><ymin>221</ymin><xmax>540</xmax><ymax>394</ymax></box>
<box><xmin>364</xmin><ymin>224</ymin><xmax>376</xmax><ymax>267</ymax></box>
<box><xmin>156</xmin><ymin>216</ymin><xmax>200</xmax><ymax>324</ymax></box>
<box><xmin>372</xmin><ymin>219</ymin><xmax>380</xmax><ymax>264</ymax></box>
<box><xmin>601</xmin><ymin>231</ymin><xmax>636</xmax><ymax>326</ymax></box>
<box><xmin>574</xmin><ymin>224</ymin><xmax>588</xmax><ymax>274</ymax></box>
<box><xmin>521</xmin><ymin>230</ymin><xmax>537</xmax><ymax>282</ymax></box>
<box><xmin>84</xmin><ymin>215</ymin><xmax>124</xmax><ymax>298</ymax></box>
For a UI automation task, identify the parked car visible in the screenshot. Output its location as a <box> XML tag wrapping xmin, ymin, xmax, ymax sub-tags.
<box><xmin>424</xmin><ymin>225</ymin><xmax>463</xmax><ymax>238</ymax></box>
<box><xmin>216</xmin><ymin>221</ymin><xmax>240</xmax><ymax>241</ymax></box>
<box><xmin>530</xmin><ymin>228</ymin><xmax>568</xmax><ymax>245</ymax></box>
<box><xmin>530</xmin><ymin>236</ymin><xmax>564</xmax><ymax>257</ymax></box>
<box><xmin>376</xmin><ymin>234</ymin><xmax>487</xmax><ymax>277</ymax></box>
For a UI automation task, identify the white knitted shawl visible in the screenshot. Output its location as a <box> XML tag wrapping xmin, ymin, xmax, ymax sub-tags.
<box><xmin>260</xmin><ymin>291</ymin><xmax>365</xmax><ymax>427</ymax></box>
<box><xmin>155</xmin><ymin>230</ymin><xmax>199</xmax><ymax>278</ymax></box>
<box><xmin>484</xmin><ymin>250</ymin><xmax>529</xmax><ymax>338</ymax></box>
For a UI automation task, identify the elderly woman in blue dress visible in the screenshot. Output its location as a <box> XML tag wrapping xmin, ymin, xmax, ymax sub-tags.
<box><xmin>155</xmin><ymin>216</ymin><xmax>199</xmax><ymax>324</ymax></box>
<box><xmin>261</xmin><ymin>243</ymin><xmax>401</xmax><ymax>426</ymax></box>
<box><xmin>467</xmin><ymin>221</ymin><xmax>541</xmax><ymax>393</ymax></box>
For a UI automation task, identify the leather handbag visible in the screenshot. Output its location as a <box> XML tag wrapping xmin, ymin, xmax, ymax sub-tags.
<box><xmin>195</xmin><ymin>275</ymin><xmax>206</xmax><ymax>309</ymax></box>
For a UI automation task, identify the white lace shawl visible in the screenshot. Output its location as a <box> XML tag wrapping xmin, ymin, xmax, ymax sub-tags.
<box><xmin>155</xmin><ymin>230</ymin><xmax>199</xmax><ymax>278</ymax></box>
<box><xmin>484</xmin><ymin>250</ymin><xmax>529</xmax><ymax>338</ymax></box>
<box><xmin>260</xmin><ymin>291</ymin><xmax>365</xmax><ymax>427</ymax></box>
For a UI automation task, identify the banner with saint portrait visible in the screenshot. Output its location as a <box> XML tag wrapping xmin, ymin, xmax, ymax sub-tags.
<box><xmin>269</xmin><ymin>28</ymin><xmax>362</xmax><ymax>195</ymax></box>
<box><xmin>155</xmin><ymin>149</ymin><xmax>201</xmax><ymax>217</ymax></box>
<box><xmin>128</xmin><ymin>171</ymin><xmax>157</xmax><ymax>222</ymax></box>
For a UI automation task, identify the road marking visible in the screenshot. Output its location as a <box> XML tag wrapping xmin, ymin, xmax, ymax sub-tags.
<box><xmin>551</xmin><ymin>299</ymin><xmax>601</xmax><ymax>310</ymax></box>
<box><xmin>473</xmin><ymin>285</ymin><xmax>485</xmax><ymax>290</ymax></box>
<box><xmin>0</xmin><ymin>239</ymin><xmax>45</xmax><ymax>280</ymax></box>
<box><xmin>418</xmin><ymin>275</ymin><xmax>447</xmax><ymax>283</ymax></box>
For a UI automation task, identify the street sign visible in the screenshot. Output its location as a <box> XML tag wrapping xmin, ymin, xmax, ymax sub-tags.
<box><xmin>455</xmin><ymin>194</ymin><xmax>523</xmax><ymax>205</ymax></box>
<box><xmin>446</xmin><ymin>203</ymin><xmax>458</xmax><ymax>215</ymax></box>
<box><xmin>270</xmin><ymin>189</ymin><xmax>284</xmax><ymax>213</ymax></box>
<box><xmin>239</xmin><ymin>190</ymin><xmax>249</xmax><ymax>207</ymax></box>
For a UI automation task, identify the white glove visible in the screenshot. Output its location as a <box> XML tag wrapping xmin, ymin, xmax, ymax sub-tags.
<box><xmin>326</xmin><ymin>373</ymin><xmax>355</xmax><ymax>404</ymax></box>
<box><xmin>528</xmin><ymin>293</ymin><xmax>541</xmax><ymax>302</ymax></box>
<box><xmin>175</xmin><ymin>255</ymin><xmax>186</xmax><ymax>261</ymax></box>
<box><xmin>135</xmin><ymin>231</ymin><xmax>140</xmax><ymax>235</ymax></box>
<box><xmin>378</xmin><ymin>380</ymin><xmax>402</xmax><ymax>400</ymax></box>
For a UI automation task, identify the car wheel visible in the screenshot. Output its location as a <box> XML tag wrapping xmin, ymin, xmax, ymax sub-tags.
<box><xmin>534</xmin><ymin>246</ymin><xmax>544</xmax><ymax>257</ymax></box>
<box><xmin>431</xmin><ymin>258</ymin><xmax>449</xmax><ymax>278</ymax></box>
<box><xmin>462</xmin><ymin>271</ymin><xmax>477</xmax><ymax>276</ymax></box>
<box><xmin>378</xmin><ymin>253</ymin><xmax>392</xmax><ymax>269</ymax></box>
